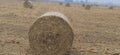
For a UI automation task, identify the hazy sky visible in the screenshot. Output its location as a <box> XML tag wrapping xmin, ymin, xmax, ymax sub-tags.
<box><xmin>87</xmin><ymin>0</ymin><xmax>120</xmax><ymax>5</ymax></box>
<box><xmin>51</xmin><ymin>0</ymin><xmax>120</xmax><ymax>6</ymax></box>
<box><xmin>33</xmin><ymin>0</ymin><xmax>120</xmax><ymax>6</ymax></box>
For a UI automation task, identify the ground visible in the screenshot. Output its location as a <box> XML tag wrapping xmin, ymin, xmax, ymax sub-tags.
<box><xmin>0</xmin><ymin>1</ymin><xmax>120</xmax><ymax>55</ymax></box>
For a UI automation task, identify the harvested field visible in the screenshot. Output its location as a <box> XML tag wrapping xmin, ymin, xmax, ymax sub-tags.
<box><xmin>0</xmin><ymin>1</ymin><xmax>120</xmax><ymax>55</ymax></box>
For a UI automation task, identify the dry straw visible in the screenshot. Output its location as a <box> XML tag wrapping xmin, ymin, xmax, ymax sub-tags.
<box><xmin>23</xmin><ymin>0</ymin><xmax>33</xmax><ymax>9</ymax></box>
<box><xmin>28</xmin><ymin>12</ymin><xmax>74</xmax><ymax>55</ymax></box>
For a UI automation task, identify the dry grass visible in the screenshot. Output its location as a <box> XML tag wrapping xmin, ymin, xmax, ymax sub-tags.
<box><xmin>0</xmin><ymin>1</ymin><xmax>120</xmax><ymax>55</ymax></box>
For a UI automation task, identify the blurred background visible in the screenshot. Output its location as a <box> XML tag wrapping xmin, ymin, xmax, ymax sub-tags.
<box><xmin>29</xmin><ymin>0</ymin><xmax>120</xmax><ymax>6</ymax></box>
<box><xmin>1</xmin><ymin>0</ymin><xmax>120</xmax><ymax>6</ymax></box>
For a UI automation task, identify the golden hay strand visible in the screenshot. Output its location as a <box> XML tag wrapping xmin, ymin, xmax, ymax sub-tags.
<box><xmin>28</xmin><ymin>12</ymin><xmax>74</xmax><ymax>55</ymax></box>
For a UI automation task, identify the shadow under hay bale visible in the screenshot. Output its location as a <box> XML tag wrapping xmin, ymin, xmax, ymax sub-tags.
<box><xmin>85</xmin><ymin>5</ymin><xmax>91</xmax><ymax>10</ymax></box>
<box><xmin>28</xmin><ymin>12</ymin><xmax>74</xmax><ymax>55</ymax></box>
<box><xmin>65</xmin><ymin>3</ymin><xmax>71</xmax><ymax>7</ymax></box>
<box><xmin>23</xmin><ymin>0</ymin><xmax>33</xmax><ymax>9</ymax></box>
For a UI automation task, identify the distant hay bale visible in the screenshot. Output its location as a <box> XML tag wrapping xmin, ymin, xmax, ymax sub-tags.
<box><xmin>82</xmin><ymin>4</ymin><xmax>85</xmax><ymax>7</ymax></box>
<box><xmin>28</xmin><ymin>12</ymin><xmax>74</xmax><ymax>55</ymax></box>
<box><xmin>85</xmin><ymin>5</ymin><xmax>91</xmax><ymax>10</ymax></box>
<box><xmin>59</xmin><ymin>2</ymin><xmax>63</xmax><ymax>5</ymax></box>
<box><xmin>23</xmin><ymin>0</ymin><xmax>33</xmax><ymax>9</ymax></box>
<box><xmin>95</xmin><ymin>4</ymin><xmax>99</xmax><ymax>7</ymax></box>
<box><xmin>65</xmin><ymin>3</ymin><xmax>71</xmax><ymax>7</ymax></box>
<box><xmin>109</xmin><ymin>6</ymin><xmax>114</xmax><ymax>9</ymax></box>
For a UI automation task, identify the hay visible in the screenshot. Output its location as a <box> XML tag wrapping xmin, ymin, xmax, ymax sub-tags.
<box><xmin>28</xmin><ymin>12</ymin><xmax>74</xmax><ymax>55</ymax></box>
<box><xmin>65</xmin><ymin>3</ymin><xmax>71</xmax><ymax>7</ymax></box>
<box><xmin>109</xmin><ymin>6</ymin><xmax>114</xmax><ymax>9</ymax></box>
<box><xmin>82</xmin><ymin>4</ymin><xmax>85</xmax><ymax>7</ymax></box>
<box><xmin>85</xmin><ymin>5</ymin><xmax>91</xmax><ymax>10</ymax></box>
<box><xmin>23</xmin><ymin>0</ymin><xmax>33</xmax><ymax>9</ymax></box>
<box><xmin>59</xmin><ymin>2</ymin><xmax>63</xmax><ymax>5</ymax></box>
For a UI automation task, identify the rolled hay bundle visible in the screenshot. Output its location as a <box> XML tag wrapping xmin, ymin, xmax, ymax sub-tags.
<box><xmin>82</xmin><ymin>4</ymin><xmax>85</xmax><ymax>7</ymax></box>
<box><xmin>59</xmin><ymin>2</ymin><xmax>63</xmax><ymax>5</ymax></box>
<box><xmin>65</xmin><ymin>3</ymin><xmax>71</xmax><ymax>7</ymax></box>
<box><xmin>85</xmin><ymin>5</ymin><xmax>91</xmax><ymax>10</ymax></box>
<box><xmin>23</xmin><ymin>0</ymin><xmax>33</xmax><ymax>9</ymax></box>
<box><xmin>109</xmin><ymin>6</ymin><xmax>114</xmax><ymax>9</ymax></box>
<box><xmin>28</xmin><ymin>12</ymin><xmax>74</xmax><ymax>55</ymax></box>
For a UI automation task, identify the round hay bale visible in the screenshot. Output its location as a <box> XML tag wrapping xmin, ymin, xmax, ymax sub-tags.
<box><xmin>59</xmin><ymin>2</ymin><xmax>63</xmax><ymax>5</ymax></box>
<box><xmin>82</xmin><ymin>4</ymin><xmax>85</xmax><ymax>7</ymax></box>
<box><xmin>109</xmin><ymin>6</ymin><xmax>114</xmax><ymax>9</ymax></box>
<box><xmin>28</xmin><ymin>12</ymin><xmax>74</xmax><ymax>55</ymax></box>
<box><xmin>23</xmin><ymin>0</ymin><xmax>33</xmax><ymax>9</ymax></box>
<box><xmin>85</xmin><ymin>5</ymin><xmax>91</xmax><ymax>10</ymax></box>
<box><xmin>65</xmin><ymin>3</ymin><xmax>71</xmax><ymax>7</ymax></box>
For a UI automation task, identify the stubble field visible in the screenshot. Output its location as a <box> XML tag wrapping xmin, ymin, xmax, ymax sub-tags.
<box><xmin>0</xmin><ymin>1</ymin><xmax>120</xmax><ymax>55</ymax></box>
